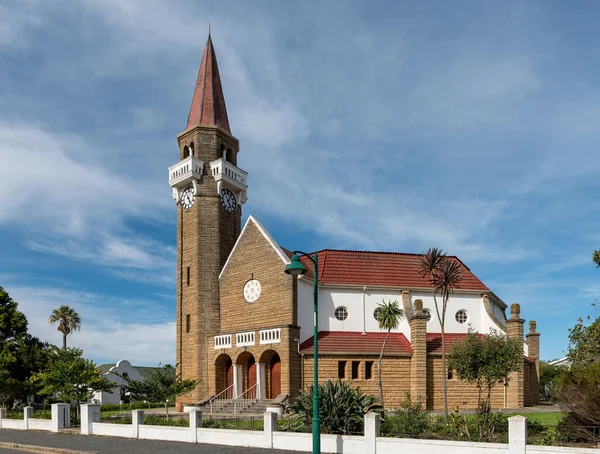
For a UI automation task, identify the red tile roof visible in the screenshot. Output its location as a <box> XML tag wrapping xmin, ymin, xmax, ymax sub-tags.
<box><xmin>299</xmin><ymin>331</ymin><xmax>412</xmax><ymax>355</ymax></box>
<box><xmin>186</xmin><ymin>34</ymin><xmax>231</xmax><ymax>133</ymax></box>
<box><xmin>289</xmin><ymin>249</ymin><xmax>488</xmax><ymax>291</ymax></box>
<box><xmin>426</xmin><ymin>333</ymin><xmax>484</xmax><ymax>354</ymax></box>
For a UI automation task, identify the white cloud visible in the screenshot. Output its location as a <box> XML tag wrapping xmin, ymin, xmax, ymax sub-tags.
<box><xmin>6</xmin><ymin>283</ymin><xmax>174</xmax><ymax>366</ymax></box>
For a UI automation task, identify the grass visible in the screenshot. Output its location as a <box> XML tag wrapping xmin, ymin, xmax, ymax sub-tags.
<box><xmin>513</xmin><ymin>412</ymin><xmax>563</xmax><ymax>426</ymax></box>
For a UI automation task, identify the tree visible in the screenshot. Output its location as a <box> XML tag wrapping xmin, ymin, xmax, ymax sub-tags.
<box><xmin>49</xmin><ymin>305</ymin><xmax>81</xmax><ymax>350</ymax></box>
<box><xmin>0</xmin><ymin>286</ymin><xmax>49</xmax><ymax>407</ymax></box>
<box><xmin>447</xmin><ymin>328</ymin><xmax>522</xmax><ymax>440</ymax></box>
<box><xmin>566</xmin><ymin>303</ymin><xmax>600</xmax><ymax>367</ymax></box>
<box><xmin>290</xmin><ymin>380</ymin><xmax>381</xmax><ymax>435</ymax></box>
<box><xmin>375</xmin><ymin>299</ymin><xmax>404</xmax><ymax>408</ymax></box>
<box><xmin>593</xmin><ymin>249</ymin><xmax>599</xmax><ymax>267</ymax></box>
<box><xmin>419</xmin><ymin>248</ymin><xmax>462</xmax><ymax>422</ymax></box>
<box><xmin>31</xmin><ymin>346</ymin><xmax>113</xmax><ymax>415</ymax></box>
<box><xmin>118</xmin><ymin>364</ymin><xmax>197</xmax><ymax>418</ymax></box>
<box><xmin>539</xmin><ymin>361</ymin><xmax>568</xmax><ymax>401</ymax></box>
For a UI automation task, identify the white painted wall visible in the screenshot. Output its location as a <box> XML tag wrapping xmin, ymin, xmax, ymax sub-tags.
<box><xmin>297</xmin><ymin>280</ymin><xmax>507</xmax><ymax>342</ymax></box>
<box><xmin>92</xmin><ymin>360</ymin><xmax>145</xmax><ymax>404</ymax></box>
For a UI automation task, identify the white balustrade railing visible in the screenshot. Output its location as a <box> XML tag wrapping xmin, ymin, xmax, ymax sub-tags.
<box><xmin>235</xmin><ymin>331</ymin><xmax>255</xmax><ymax>347</ymax></box>
<box><xmin>214</xmin><ymin>334</ymin><xmax>232</xmax><ymax>349</ymax></box>
<box><xmin>210</xmin><ymin>158</ymin><xmax>248</xmax><ymax>188</ymax></box>
<box><xmin>168</xmin><ymin>156</ymin><xmax>204</xmax><ymax>188</ymax></box>
<box><xmin>259</xmin><ymin>328</ymin><xmax>281</xmax><ymax>345</ymax></box>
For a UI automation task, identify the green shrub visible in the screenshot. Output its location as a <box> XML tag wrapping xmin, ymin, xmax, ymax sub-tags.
<box><xmin>290</xmin><ymin>380</ymin><xmax>381</xmax><ymax>435</ymax></box>
<box><xmin>100</xmin><ymin>402</ymin><xmax>164</xmax><ymax>412</ymax></box>
<box><xmin>144</xmin><ymin>415</ymin><xmax>189</xmax><ymax>427</ymax></box>
<box><xmin>382</xmin><ymin>397</ymin><xmax>430</xmax><ymax>438</ymax></box>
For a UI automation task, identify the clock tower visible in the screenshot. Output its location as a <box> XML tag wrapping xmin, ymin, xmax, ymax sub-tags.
<box><xmin>168</xmin><ymin>34</ymin><xmax>247</xmax><ymax>407</ymax></box>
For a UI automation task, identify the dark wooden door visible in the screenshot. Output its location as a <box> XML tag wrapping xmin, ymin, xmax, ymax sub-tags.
<box><xmin>226</xmin><ymin>360</ymin><xmax>233</xmax><ymax>399</ymax></box>
<box><xmin>248</xmin><ymin>363</ymin><xmax>257</xmax><ymax>399</ymax></box>
<box><xmin>270</xmin><ymin>359</ymin><xmax>281</xmax><ymax>398</ymax></box>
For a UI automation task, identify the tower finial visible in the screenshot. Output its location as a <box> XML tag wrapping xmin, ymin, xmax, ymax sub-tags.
<box><xmin>208</xmin><ymin>21</ymin><xmax>211</xmax><ymax>36</ymax></box>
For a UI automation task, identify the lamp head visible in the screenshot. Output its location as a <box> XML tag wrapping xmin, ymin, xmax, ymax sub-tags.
<box><xmin>284</xmin><ymin>254</ymin><xmax>307</xmax><ymax>276</ymax></box>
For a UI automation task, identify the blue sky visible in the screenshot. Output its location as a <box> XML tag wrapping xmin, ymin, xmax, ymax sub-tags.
<box><xmin>1</xmin><ymin>0</ymin><xmax>599</xmax><ymax>365</ymax></box>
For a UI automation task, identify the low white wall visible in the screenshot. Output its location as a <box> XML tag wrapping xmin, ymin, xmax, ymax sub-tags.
<box><xmin>91</xmin><ymin>422</ymin><xmax>134</xmax><ymax>438</ymax></box>
<box><xmin>139</xmin><ymin>425</ymin><xmax>192</xmax><ymax>443</ymax></box>
<box><xmin>28</xmin><ymin>419</ymin><xmax>53</xmax><ymax>431</ymax></box>
<box><xmin>377</xmin><ymin>437</ymin><xmax>508</xmax><ymax>454</ymax></box>
<box><xmin>198</xmin><ymin>428</ymin><xmax>265</xmax><ymax>448</ymax></box>
<box><xmin>0</xmin><ymin>420</ymin><xmax>26</xmax><ymax>430</ymax></box>
<box><xmin>527</xmin><ymin>447</ymin><xmax>600</xmax><ymax>454</ymax></box>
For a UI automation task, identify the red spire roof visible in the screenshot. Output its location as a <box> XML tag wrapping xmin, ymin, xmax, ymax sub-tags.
<box><xmin>186</xmin><ymin>34</ymin><xmax>231</xmax><ymax>133</ymax></box>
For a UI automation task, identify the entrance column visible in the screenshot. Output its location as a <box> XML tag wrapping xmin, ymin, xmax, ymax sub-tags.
<box><xmin>257</xmin><ymin>363</ymin><xmax>266</xmax><ymax>399</ymax></box>
<box><xmin>233</xmin><ymin>364</ymin><xmax>243</xmax><ymax>399</ymax></box>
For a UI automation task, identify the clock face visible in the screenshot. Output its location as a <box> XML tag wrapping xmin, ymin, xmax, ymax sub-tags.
<box><xmin>180</xmin><ymin>186</ymin><xmax>195</xmax><ymax>210</ymax></box>
<box><xmin>243</xmin><ymin>279</ymin><xmax>261</xmax><ymax>303</ymax></box>
<box><xmin>220</xmin><ymin>188</ymin><xmax>237</xmax><ymax>214</ymax></box>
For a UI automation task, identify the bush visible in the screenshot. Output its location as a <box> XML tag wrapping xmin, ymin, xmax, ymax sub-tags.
<box><xmin>438</xmin><ymin>410</ymin><xmax>508</xmax><ymax>442</ymax></box>
<box><xmin>382</xmin><ymin>397</ymin><xmax>430</xmax><ymax>438</ymax></box>
<box><xmin>100</xmin><ymin>402</ymin><xmax>165</xmax><ymax>412</ymax></box>
<box><xmin>144</xmin><ymin>415</ymin><xmax>189</xmax><ymax>427</ymax></box>
<box><xmin>290</xmin><ymin>380</ymin><xmax>381</xmax><ymax>435</ymax></box>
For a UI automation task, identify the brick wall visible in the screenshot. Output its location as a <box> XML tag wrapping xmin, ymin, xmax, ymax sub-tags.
<box><xmin>302</xmin><ymin>355</ymin><xmax>412</xmax><ymax>408</ymax></box>
<box><xmin>175</xmin><ymin>125</ymin><xmax>241</xmax><ymax>405</ymax></box>
<box><xmin>219</xmin><ymin>218</ymin><xmax>296</xmax><ymax>332</ymax></box>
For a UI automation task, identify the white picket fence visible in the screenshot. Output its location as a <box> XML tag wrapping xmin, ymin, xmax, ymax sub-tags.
<box><xmin>1</xmin><ymin>404</ymin><xmax>598</xmax><ymax>454</ymax></box>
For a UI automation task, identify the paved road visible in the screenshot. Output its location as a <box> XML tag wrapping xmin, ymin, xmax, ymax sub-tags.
<box><xmin>0</xmin><ymin>429</ymin><xmax>301</xmax><ymax>454</ymax></box>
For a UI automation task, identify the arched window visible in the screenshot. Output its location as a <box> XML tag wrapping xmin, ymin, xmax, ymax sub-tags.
<box><xmin>189</xmin><ymin>142</ymin><xmax>194</xmax><ymax>156</ymax></box>
<box><xmin>183</xmin><ymin>146</ymin><xmax>190</xmax><ymax>158</ymax></box>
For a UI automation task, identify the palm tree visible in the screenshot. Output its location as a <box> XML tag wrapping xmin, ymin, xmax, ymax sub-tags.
<box><xmin>376</xmin><ymin>299</ymin><xmax>404</xmax><ymax>408</ymax></box>
<box><xmin>419</xmin><ymin>247</ymin><xmax>462</xmax><ymax>422</ymax></box>
<box><xmin>49</xmin><ymin>305</ymin><xmax>81</xmax><ymax>349</ymax></box>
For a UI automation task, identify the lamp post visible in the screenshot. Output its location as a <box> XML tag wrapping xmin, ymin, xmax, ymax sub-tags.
<box><xmin>285</xmin><ymin>251</ymin><xmax>320</xmax><ymax>454</ymax></box>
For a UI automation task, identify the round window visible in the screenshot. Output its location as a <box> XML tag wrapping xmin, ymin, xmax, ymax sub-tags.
<box><xmin>423</xmin><ymin>308</ymin><xmax>432</xmax><ymax>322</ymax></box>
<box><xmin>455</xmin><ymin>309</ymin><xmax>468</xmax><ymax>324</ymax></box>
<box><xmin>373</xmin><ymin>307</ymin><xmax>382</xmax><ymax>321</ymax></box>
<box><xmin>243</xmin><ymin>279</ymin><xmax>261</xmax><ymax>303</ymax></box>
<box><xmin>334</xmin><ymin>307</ymin><xmax>348</xmax><ymax>321</ymax></box>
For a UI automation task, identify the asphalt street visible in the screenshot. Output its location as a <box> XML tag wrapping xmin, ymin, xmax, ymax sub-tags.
<box><xmin>0</xmin><ymin>429</ymin><xmax>302</xmax><ymax>454</ymax></box>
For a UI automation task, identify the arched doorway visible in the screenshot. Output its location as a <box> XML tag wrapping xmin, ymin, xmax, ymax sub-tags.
<box><xmin>247</xmin><ymin>357</ymin><xmax>256</xmax><ymax>399</ymax></box>
<box><xmin>215</xmin><ymin>354</ymin><xmax>234</xmax><ymax>398</ymax></box>
<box><xmin>270</xmin><ymin>353</ymin><xmax>281</xmax><ymax>398</ymax></box>
<box><xmin>236</xmin><ymin>352</ymin><xmax>257</xmax><ymax>399</ymax></box>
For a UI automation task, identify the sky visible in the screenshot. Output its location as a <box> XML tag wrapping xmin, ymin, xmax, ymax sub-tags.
<box><xmin>1</xmin><ymin>0</ymin><xmax>599</xmax><ymax>365</ymax></box>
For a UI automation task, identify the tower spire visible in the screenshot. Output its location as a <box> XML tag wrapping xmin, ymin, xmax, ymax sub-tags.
<box><xmin>186</xmin><ymin>34</ymin><xmax>231</xmax><ymax>133</ymax></box>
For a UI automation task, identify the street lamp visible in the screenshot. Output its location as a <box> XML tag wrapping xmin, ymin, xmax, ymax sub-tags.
<box><xmin>285</xmin><ymin>251</ymin><xmax>320</xmax><ymax>454</ymax></box>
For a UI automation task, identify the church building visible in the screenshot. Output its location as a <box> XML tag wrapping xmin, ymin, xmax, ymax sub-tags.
<box><xmin>168</xmin><ymin>34</ymin><xmax>540</xmax><ymax>412</ymax></box>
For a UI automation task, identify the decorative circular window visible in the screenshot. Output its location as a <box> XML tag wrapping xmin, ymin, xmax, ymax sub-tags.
<box><xmin>243</xmin><ymin>279</ymin><xmax>261</xmax><ymax>303</ymax></box>
<box><xmin>373</xmin><ymin>307</ymin><xmax>382</xmax><ymax>321</ymax></box>
<box><xmin>334</xmin><ymin>307</ymin><xmax>348</xmax><ymax>321</ymax></box>
<box><xmin>455</xmin><ymin>309</ymin><xmax>468</xmax><ymax>324</ymax></box>
<box><xmin>423</xmin><ymin>308</ymin><xmax>432</xmax><ymax>322</ymax></box>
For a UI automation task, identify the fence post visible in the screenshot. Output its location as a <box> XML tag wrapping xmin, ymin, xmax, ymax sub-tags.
<box><xmin>132</xmin><ymin>410</ymin><xmax>144</xmax><ymax>439</ymax></box>
<box><xmin>264</xmin><ymin>411</ymin><xmax>277</xmax><ymax>449</ymax></box>
<box><xmin>508</xmin><ymin>415</ymin><xmax>527</xmax><ymax>454</ymax></box>
<box><xmin>0</xmin><ymin>408</ymin><xmax>6</xmax><ymax>429</ymax></box>
<box><xmin>364</xmin><ymin>412</ymin><xmax>380</xmax><ymax>454</ymax></box>
<box><xmin>51</xmin><ymin>403</ymin><xmax>70</xmax><ymax>432</ymax></box>
<box><xmin>80</xmin><ymin>404</ymin><xmax>101</xmax><ymax>435</ymax></box>
<box><xmin>24</xmin><ymin>406</ymin><xmax>33</xmax><ymax>430</ymax></box>
<box><xmin>189</xmin><ymin>409</ymin><xmax>202</xmax><ymax>443</ymax></box>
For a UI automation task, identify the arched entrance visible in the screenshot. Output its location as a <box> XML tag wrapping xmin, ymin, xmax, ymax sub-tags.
<box><xmin>259</xmin><ymin>350</ymin><xmax>282</xmax><ymax>399</ymax></box>
<box><xmin>236</xmin><ymin>352</ymin><xmax>257</xmax><ymax>399</ymax></box>
<box><xmin>215</xmin><ymin>354</ymin><xmax>234</xmax><ymax>398</ymax></box>
<box><xmin>270</xmin><ymin>353</ymin><xmax>281</xmax><ymax>398</ymax></box>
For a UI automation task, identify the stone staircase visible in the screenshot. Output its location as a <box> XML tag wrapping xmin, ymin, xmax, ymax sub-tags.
<box><xmin>204</xmin><ymin>398</ymin><xmax>274</xmax><ymax>416</ymax></box>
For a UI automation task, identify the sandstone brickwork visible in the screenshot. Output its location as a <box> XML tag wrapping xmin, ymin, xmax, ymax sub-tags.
<box><xmin>175</xmin><ymin>125</ymin><xmax>241</xmax><ymax>406</ymax></box>
<box><xmin>409</xmin><ymin>298</ymin><xmax>427</xmax><ymax>402</ymax></box>
<box><xmin>506</xmin><ymin>303</ymin><xmax>525</xmax><ymax>408</ymax></box>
